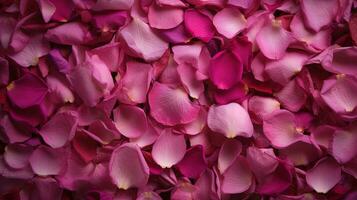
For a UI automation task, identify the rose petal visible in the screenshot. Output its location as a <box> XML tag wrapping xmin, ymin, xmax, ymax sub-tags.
<box><xmin>148</xmin><ymin>3</ymin><xmax>183</xmax><ymax>29</ymax></box>
<box><xmin>0</xmin><ymin>115</ymin><xmax>32</xmax><ymax>143</ymax></box>
<box><xmin>184</xmin><ymin>9</ymin><xmax>215</xmax><ymax>42</ymax></box>
<box><xmin>113</xmin><ymin>105</ymin><xmax>148</xmax><ymax>138</ymax></box>
<box><xmin>275</xmin><ymin>79</ymin><xmax>307</xmax><ymax>112</ymax></box>
<box><xmin>301</xmin><ymin>0</ymin><xmax>338</xmax><ymax>32</ymax></box>
<box><xmin>218</xmin><ymin>139</ymin><xmax>242</xmax><ymax>173</ymax></box>
<box><xmin>279</xmin><ymin>141</ymin><xmax>320</xmax><ymax>166</ymax></box>
<box><xmin>39</xmin><ymin>111</ymin><xmax>77</xmax><ymax>148</ymax></box>
<box><xmin>207</xmin><ymin>103</ymin><xmax>254</xmax><ymax>138</ymax></box>
<box><xmin>109</xmin><ymin>143</ymin><xmax>149</xmax><ymax>189</ymax></box>
<box><xmin>306</xmin><ymin>157</ymin><xmax>341</xmax><ymax>193</ymax></box>
<box><xmin>93</xmin><ymin>0</ymin><xmax>134</xmax><ymax>11</ymax></box>
<box><xmin>88</xmin><ymin>42</ymin><xmax>123</xmax><ymax>72</ymax></box>
<box><xmin>221</xmin><ymin>156</ymin><xmax>253</xmax><ymax>194</ymax></box>
<box><xmin>247</xmin><ymin>147</ymin><xmax>279</xmax><ymax>178</ymax></box>
<box><xmin>176</xmin><ymin>145</ymin><xmax>207</xmax><ymax>179</ymax></box>
<box><xmin>152</xmin><ymin>129</ymin><xmax>186</xmax><ymax>168</ymax></box>
<box><xmin>148</xmin><ymin>82</ymin><xmax>200</xmax><ymax>126</ymax></box>
<box><xmin>213</xmin><ymin>7</ymin><xmax>246</xmax><ymax>39</ymax></box>
<box><xmin>119</xmin><ymin>18</ymin><xmax>168</xmax><ymax>62</ymax></box>
<box><xmin>177</xmin><ymin>63</ymin><xmax>204</xmax><ymax>99</ymax></box>
<box><xmin>213</xmin><ymin>82</ymin><xmax>248</xmax><ymax>105</ymax></box>
<box><xmin>263</xmin><ymin>109</ymin><xmax>304</xmax><ymax>148</ymax></box>
<box><xmin>45</xmin><ymin>22</ymin><xmax>92</xmax><ymax>45</ymax></box>
<box><xmin>4</xmin><ymin>144</ymin><xmax>33</xmax><ymax>169</ymax></box>
<box><xmin>29</xmin><ymin>146</ymin><xmax>65</xmax><ymax>176</ymax></box>
<box><xmin>331</xmin><ymin>125</ymin><xmax>357</xmax><ymax>163</ymax></box>
<box><xmin>248</xmin><ymin>96</ymin><xmax>280</xmax><ymax>123</ymax></box>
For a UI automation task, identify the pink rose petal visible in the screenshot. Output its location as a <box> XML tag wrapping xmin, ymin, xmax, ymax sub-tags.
<box><xmin>184</xmin><ymin>9</ymin><xmax>215</xmax><ymax>42</ymax></box>
<box><xmin>29</xmin><ymin>146</ymin><xmax>65</xmax><ymax>176</ymax></box>
<box><xmin>213</xmin><ymin>7</ymin><xmax>247</xmax><ymax>39</ymax></box>
<box><xmin>148</xmin><ymin>3</ymin><xmax>183</xmax><ymax>29</ymax></box>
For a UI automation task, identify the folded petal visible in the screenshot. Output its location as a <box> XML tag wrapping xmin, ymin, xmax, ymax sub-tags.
<box><xmin>148</xmin><ymin>82</ymin><xmax>200</xmax><ymax>126</ymax></box>
<box><xmin>176</xmin><ymin>145</ymin><xmax>207</xmax><ymax>179</ymax></box>
<box><xmin>213</xmin><ymin>82</ymin><xmax>248</xmax><ymax>104</ymax></box>
<box><xmin>29</xmin><ymin>146</ymin><xmax>65</xmax><ymax>176</ymax></box>
<box><xmin>152</xmin><ymin>129</ymin><xmax>186</xmax><ymax>168</ymax></box>
<box><xmin>113</xmin><ymin>105</ymin><xmax>148</xmax><ymax>138</ymax></box>
<box><xmin>48</xmin><ymin>49</ymin><xmax>71</xmax><ymax>73</ymax></box>
<box><xmin>265</xmin><ymin>51</ymin><xmax>310</xmax><ymax>85</ymax></box>
<box><xmin>109</xmin><ymin>143</ymin><xmax>149</xmax><ymax>189</ymax></box>
<box><xmin>148</xmin><ymin>3</ymin><xmax>183</xmax><ymax>29</ymax></box>
<box><xmin>39</xmin><ymin>111</ymin><xmax>78</xmax><ymax>148</ymax></box>
<box><xmin>213</xmin><ymin>7</ymin><xmax>246</xmax><ymax>39</ymax></box>
<box><xmin>218</xmin><ymin>139</ymin><xmax>242</xmax><ymax>173</ymax></box>
<box><xmin>7</xmin><ymin>73</ymin><xmax>48</xmax><ymax>109</ymax></box>
<box><xmin>331</xmin><ymin>125</ymin><xmax>357</xmax><ymax>163</ymax></box>
<box><xmin>306</xmin><ymin>157</ymin><xmax>341</xmax><ymax>193</ymax></box>
<box><xmin>248</xmin><ymin>96</ymin><xmax>280</xmax><ymax>123</ymax></box>
<box><xmin>119</xmin><ymin>18</ymin><xmax>168</xmax><ymax>61</ymax></box>
<box><xmin>130</xmin><ymin>120</ymin><xmax>159</xmax><ymax>148</ymax></box>
<box><xmin>4</xmin><ymin>144</ymin><xmax>33</xmax><ymax>169</ymax></box>
<box><xmin>9</xmin><ymin>35</ymin><xmax>50</xmax><ymax>67</ymax></box>
<box><xmin>301</xmin><ymin>0</ymin><xmax>338</xmax><ymax>32</ymax></box>
<box><xmin>119</xmin><ymin>61</ymin><xmax>152</xmax><ymax>104</ymax></box>
<box><xmin>88</xmin><ymin>42</ymin><xmax>123</xmax><ymax>72</ymax></box>
<box><xmin>322</xmin><ymin>47</ymin><xmax>357</xmax><ymax>76</ymax></box>
<box><xmin>87</xmin><ymin>119</ymin><xmax>120</xmax><ymax>144</ymax></box>
<box><xmin>46</xmin><ymin>75</ymin><xmax>74</xmax><ymax>103</ymax></box>
<box><xmin>184</xmin><ymin>9</ymin><xmax>215</xmax><ymax>42</ymax></box>
<box><xmin>207</xmin><ymin>103</ymin><xmax>254</xmax><ymax>138</ymax></box>
<box><xmin>279</xmin><ymin>141</ymin><xmax>320</xmax><ymax>166</ymax></box>
<box><xmin>179</xmin><ymin>107</ymin><xmax>207</xmax><ymax>135</ymax></box>
<box><xmin>247</xmin><ymin>147</ymin><xmax>279</xmax><ymax>178</ymax></box>
<box><xmin>263</xmin><ymin>109</ymin><xmax>304</xmax><ymax>148</ymax></box>
<box><xmin>275</xmin><ymin>79</ymin><xmax>307</xmax><ymax>112</ymax></box>
<box><xmin>177</xmin><ymin>63</ymin><xmax>204</xmax><ymax>99</ymax></box>
<box><xmin>209</xmin><ymin>50</ymin><xmax>243</xmax><ymax>89</ymax></box>
<box><xmin>45</xmin><ymin>22</ymin><xmax>92</xmax><ymax>45</ymax></box>
<box><xmin>256</xmin><ymin>19</ymin><xmax>293</xmax><ymax>60</ymax></box>
<box><xmin>221</xmin><ymin>156</ymin><xmax>253</xmax><ymax>194</ymax></box>
<box><xmin>159</xmin><ymin>24</ymin><xmax>191</xmax><ymax>44</ymax></box>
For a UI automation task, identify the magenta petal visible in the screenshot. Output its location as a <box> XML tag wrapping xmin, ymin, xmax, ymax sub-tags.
<box><xmin>148</xmin><ymin>3</ymin><xmax>183</xmax><ymax>29</ymax></box>
<box><xmin>29</xmin><ymin>146</ymin><xmax>65</xmax><ymax>176</ymax></box>
<box><xmin>209</xmin><ymin>50</ymin><xmax>243</xmax><ymax>89</ymax></box>
<box><xmin>213</xmin><ymin>82</ymin><xmax>248</xmax><ymax>104</ymax></box>
<box><xmin>179</xmin><ymin>108</ymin><xmax>207</xmax><ymax>136</ymax></box>
<box><xmin>113</xmin><ymin>105</ymin><xmax>148</xmax><ymax>138</ymax></box>
<box><xmin>0</xmin><ymin>57</ymin><xmax>9</xmax><ymax>86</ymax></box>
<box><xmin>39</xmin><ymin>111</ymin><xmax>78</xmax><ymax>148</ymax></box>
<box><xmin>322</xmin><ymin>47</ymin><xmax>357</xmax><ymax>76</ymax></box>
<box><xmin>218</xmin><ymin>139</ymin><xmax>242</xmax><ymax>173</ymax></box>
<box><xmin>4</xmin><ymin>144</ymin><xmax>33</xmax><ymax>169</ymax></box>
<box><xmin>279</xmin><ymin>141</ymin><xmax>320</xmax><ymax>166</ymax></box>
<box><xmin>311</xmin><ymin>125</ymin><xmax>335</xmax><ymax>149</ymax></box>
<box><xmin>48</xmin><ymin>49</ymin><xmax>71</xmax><ymax>73</ymax></box>
<box><xmin>263</xmin><ymin>109</ymin><xmax>304</xmax><ymax>148</ymax></box>
<box><xmin>88</xmin><ymin>42</ymin><xmax>123</xmax><ymax>72</ymax></box>
<box><xmin>93</xmin><ymin>0</ymin><xmax>134</xmax><ymax>11</ymax></box>
<box><xmin>29</xmin><ymin>177</ymin><xmax>63</xmax><ymax>200</ymax></box>
<box><xmin>38</xmin><ymin>0</ymin><xmax>56</xmax><ymax>23</ymax></box>
<box><xmin>7</xmin><ymin>73</ymin><xmax>48</xmax><ymax>109</ymax></box>
<box><xmin>184</xmin><ymin>9</ymin><xmax>215</xmax><ymax>42</ymax></box>
<box><xmin>176</xmin><ymin>145</ymin><xmax>207</xmax><ymax>179</ymax></box>
<box><xmin>221</xmin><ymin>156</ymin><xmax>253</xmax><ymax>194</ymax></box>
<box><xmin>331</xmin><ymin>125</ymin><xmax>357</xmax><ymax>163</ymax></box>
<box><xmin>248</xmin><ymin>96</ymin><xmax>280</xmax><ymax>123</ymax></box>
<box><xmin>275</xmin><ymin>79</ymin><xmax>307</xmax><ymax>112</ymax></box>
<box><xmin>256</xmin><ymin>19</ymin><xmax>293</xmax><ymax>60</ymax></box>
<box><xmin>159</xmin><ymin>24</ymin><xmax>191</xmax><ymax>44</ymax></box>
<box><xmin>0</xmin><ymin>115</ymin><xmax>31</xmax><ymax>143</ymax></box>
<box><xmin>247</xmin><ymin>147</ymin><xmax>278</xmax><ymax>178</ymax></box>
<box><xmin>119</xmin><ymin>18</ymin><xmax>168</xmax><ymax>62</ymax></box>
<box><xmin>45</xmin><ymin>22</ymin><xmax>92</xmax><ymax>45</ymax></box>
<box><xmin>148</xmin><ymin>82</ymin><xmax>200</xmax><ymax>126</ymax></box>
<box><xmin>306</xmin><ymin>157</ymin><xmax>341</xmax><ymax>193</ymax></box>
<box><xmin>301</xmin><ymin>0</ymin><xmax>338</xmax><ymax>32</ymax></box>
<box><xmin>152</xmin><ymin>129</ymin><xmax>186</xmax><ymax>168</ymax></box>
<box><xmin>207</xmin><ymin>103</ymin><xmax>253</xmax><ymax>138</ymax></box>
<box><xmin>130</xmin><ymin>120</ymin><xmax>159</xmax><ymax>148</ymax></box>
<box><xmin>213</xmin><ymin>7</ymin><xmax>246</xmax><ymax>39</ymax></box>
<box><xmin>109</xmin><ymin>143</ymin><xmax>149</xmax><ymax>189</ymax></box>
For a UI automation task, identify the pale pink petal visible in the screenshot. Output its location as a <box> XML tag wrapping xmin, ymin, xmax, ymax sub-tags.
<box><xmin>4</xmin><ymin>144</ymin><xmax>33</xmax><ymax>169</ymax></box>
<box><xmin>148</xmin><ymin>82</ymin><xmax>200</xmax><ymax>126</ymax></box>
<box><xmin>109</xmin><ymin>143</ymin><xmax>149</xmax><ymax>189</ymax></box>
<box><xmin>93</xmin><ymin>0</ymin><xmax>133</xmax><ymax>10</ymax></box>
<box><xmin>275</xmin><ymin>79</ymin><xmax>307</xmax><ymax>112</ymax></box>
<box><xmin>247</xmin><ymin>147</ymin><xmax>279</xmax><ymax>178</ymax></box>
<box><xmin>179</xmin><ymin>108</ymin><xmax>207</xmax><ymax>136</ymax></box>
<box><xmin>218</xmin><ymin>139</ymin><xmax>242</xmax><ymax>173</ymax></box>
<box><xmin>213</xmin><ymin>7</ymin><xmax>246</xmax><ymax>39</ymax></box>
<box><xmin>263</xmin><ymin>109</ymin><xmax>304</xmax><ymax>148</ymax></box>
<box><xmin>256</xmin><ymin>19</ymin><xmax>293</xmax><ymax>60</ymax></box>
<box><xmin>221</xmin><ymin>156</ymin><xmax>253</xmax><ymax>194</ymax></box>
<box><xmin>184</xmin><ymin>9</ymin><xmax>215</xmax><ymax>42</ymax></box>
<box><xmin>301</xmin><ymin>0</ymin><xmax>338</xmax><ymax>32</ymax></box>
<box><xmin>331</xmin><ymin>125</ymin><xmax>357</xmax><ymax>163</ymax></box>
<box><xmin>39</xmin><ymin>111</ymin><xmax>78</xmax><ymax>148</ymax></box>
<box><xmin>207</xmin><ymin>103</ymin><xmax>254</xmax><ymax>138</ymax></box>
<box><xmin>152</xmin><ymin>129</ymin><xmax>186</xmax><ymax>168</ymax></box>
<box><xmin>209</xmin><ymin>50</ymin><xmax>243</xmax><ymax>89</ymax></box>
<box><xmin>148</xmin><ymin>3</ymin><xmax>183</xmax><ymax>29</ymax></box>
<box><xmin>119</xmin><ymin>18</ymin><xmax>168</xmax><ymax>62</ymax></box>
<box><xmin>9</xmin><ymin>35</ymin><xmax>50</xmax><ymax>67</ymax></box>
<box><xmin>177</xmin><ymin>63</ymin><xmax>204</xmax><ymax>99</ymax></box>
<box><xmin>113</xmin><ymin>105</ymin><xmax>148</xmax><ymax>138</ymax></box>
<box><xmin>7</xmin><ymin>73</ymin><xmax>48</xmax><ymax>108</ymax></box>
<box><xmin>119</xmin><ymin>61</ymin><xmax>152</xmax><ymax>104</ymax></box>
<box><xmin>171</xmin><ymin>180</ymin><xmax>198</xmax><ymax>200</ymax></box>
<box><xmin>306</xmin><ymin>157</ymin><xmax>341</xmax><ymax>193</ymax></box>
<box><xmin>29</xmin><ymin>146</ymin><xmax>65</xmax><ymax>176</ymax></box>
<box><xmin>320</xmin><ymin>76</ymin><xmax>357</xmax><ymax>115</ymax></box>
<box><xmin>176</xmin><ymin>145</ymin><xmax>207</xmax><ymax>179</ymax></box>
<box><xmin>279</xmin><ymin>141</ymin><xmax>320</xmax><ymax>166</ymax></box>
<box><xmin>45</xmin><ymin>22</ymin><xmax>92</xmax><ymax>45</ymax></box>
<box><xmin>248</xmin><ymin>96</ymin><xmax>280</xmax><ymax>123</ymax></box>
<box><xmin>265</xmin><ymin>51</ymin><xmax>310</xmax><ymax>85</ymax></box>
<box><xmin>185</xmin><ymin>0</ymin><xmax>225</xmax><ymax>7</ymax></box>
<box><xmin>130</xmin><ymin>120</ymin><xmax>159</xmax><ymax>148</ymax></box>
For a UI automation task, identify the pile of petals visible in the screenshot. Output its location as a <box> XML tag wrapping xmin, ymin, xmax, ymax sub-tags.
<box><xmin>1</xmin><ymin>0</ymin><xmax>357</xmax><ymax>199</ymax></box>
